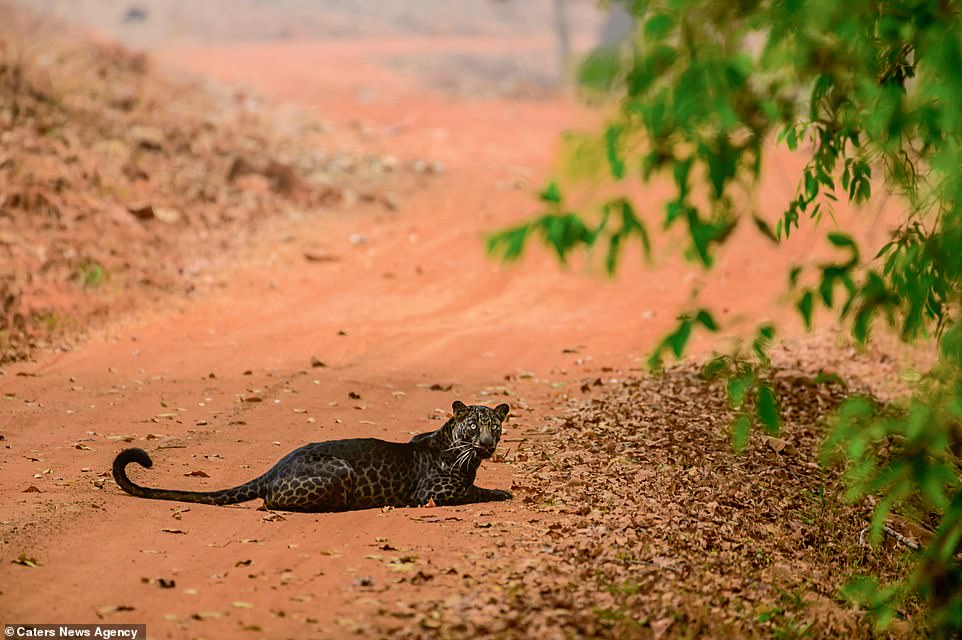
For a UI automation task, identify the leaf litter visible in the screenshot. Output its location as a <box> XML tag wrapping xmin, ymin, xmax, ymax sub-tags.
<box><xmin>371</xmin><ymin>339</ymin><xmax>925</xmax><ymax>639</ymax></box>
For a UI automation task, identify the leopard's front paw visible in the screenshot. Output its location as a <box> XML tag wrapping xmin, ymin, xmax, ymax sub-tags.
<box><xmin>491</xmin><ymin>489</ymin><xmax>512</xmax><ymax>501</ymax></box>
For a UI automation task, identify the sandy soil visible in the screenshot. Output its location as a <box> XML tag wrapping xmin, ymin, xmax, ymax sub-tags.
<box><xmin>0</xmin><ymin>23</ymin><xmax>904</xmax><ymax>640</ymax></box>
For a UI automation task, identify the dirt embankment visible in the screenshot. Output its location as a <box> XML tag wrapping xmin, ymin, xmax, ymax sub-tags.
<box><xmin>0</xmin><ymin>5</ymin><xmax>427</xmax><ymax>362</ymax></box>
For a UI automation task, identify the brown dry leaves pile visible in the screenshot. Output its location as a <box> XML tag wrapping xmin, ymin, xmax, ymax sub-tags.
<box><xmin>0</xmin><ymin>6</ymin><xmax>410</xmax><ymax>362</ymax></box>
<box><xmin>372</xmin><ymin>348</ymin><xmax>923</xmax><ymax>638</ymax></box>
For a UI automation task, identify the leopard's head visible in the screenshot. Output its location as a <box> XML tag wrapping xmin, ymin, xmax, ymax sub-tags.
<box><xmin>447</xmin><ymin>400</ymin><xmax>509</xmax><ymax>464</ymax></box>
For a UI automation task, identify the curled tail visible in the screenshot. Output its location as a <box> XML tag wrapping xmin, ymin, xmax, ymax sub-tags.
<box><xmin>112</xmin><ymin>448</ymin><xmax>267</xmax><ymax>506</ymax></box>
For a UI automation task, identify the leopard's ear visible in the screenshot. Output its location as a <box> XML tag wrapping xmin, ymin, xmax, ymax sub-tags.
<box><xmin>494</xmin><ymin>403</ymin><xmax>510</xmax><ymax>421</ymax></box>
<box><xmin>452</xmin><ymin>400</ymin><xmax>468</xmax><ymax>414</ymax></box>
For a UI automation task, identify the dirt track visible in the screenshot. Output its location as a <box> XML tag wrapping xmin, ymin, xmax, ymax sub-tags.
<box><xmin>1</xmin><ymin>28</ymin><xmax>902</xmax><ymax>638</ymax></box>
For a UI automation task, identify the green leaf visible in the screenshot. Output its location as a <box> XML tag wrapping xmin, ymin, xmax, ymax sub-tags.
<box><xmin>538</xmin><ymin>213</ymin><xmax>595</xmax><ymax>263</ymax></box>
<box><xmin>702</xmin><ymin>137</ymin><xmax>738</xmax><ymax>200</ymax></box>
<box><xmin>618</xmin><ymin>199</ymin><xmax>651</xmax><ymax>260</ymax></box>
<box><xmin>732</xmin><ymin>413</ymin><xmax>752</xmax><ymax>452</ymax></box>
<box><xmin>810</xmin><ymin>73</ymin><xmax>833</xmax><ymax>120</ymax></box>
<box><xmin>644</xmin><ymin>13</ymin><xmax>674</xmax><ymax>40</ymax></box>
<box><xmin>539</xmin><ymin>181</ymin><xmax>563</xmax><ymax>204</ymax></box>
<box><xmin>701</xmin><ymin>356</ymin><xmax>728</xmax><ymax>380</ymax></box>
<box><xmin>667</xmin><ymin>318</ymin><xmax>692</xmax><ymax>357</ymax></box>
<box><xmin>827</xmin><ymin>232</ymin><xmax>856</xmax><ymax>249</ymax></box>
<box><xmin>752</xmin><ymin>215</ymin><xmax>779</xmax><ymax>243</ymax></box>
<box><xmin>940</xmin><ymin>324</ymin><xmax>962</xmax><ymax>366</ymax></box>
<box><xmin>752</xmin><ymin>324</ymin><xmax>775</xmax><ymax>366</ymax></box>
<box><xmin>605</xmin><ymin>124</ymin><xmax>626</xmax><ymax>180</ymax></box>
<box><xmin>694</xmin><ymin>309</ymin><xmax>719</xmax><ymax>332</ymax></box>
<box><xmin>788</xmin><ymin>265</ymin><xmax>802</xmax><ymax>289</ymax></box>
<box><xmin>797</xmin><ymin>291</ymin><xmax>814</xmax><ymax>329</ymax></box>
<box><xmin>576</xmin><ymin>47</ymin><xmax>622</xmax><ymax>94</ymax></box>
<box><xmin>756</xmin><ymin>385</ymin><xmax>780</xmax><ymax>433</ymax></box>
<box><xmin>605</xmin><ymin>232</ymin><xmax>623</xmax><ymax>275</ymax></box>
<box><xmin>805</xmin><ymin>171</ymin><xmax>818</xmax><ymax>202</ymax></box>
<box><xmin>673</xmin><ymin>156</ymin><xmax>693</xmax><ymax>199</ymax></box>
<box><xmin>728</xmin><ymin>373</ymin><xmax>753</xmax><ymax>409</ymax></box>
<box><xmin>486</xmin><ymin>224</ymin><xmax>530</xmax><ymax>262</ymax></box>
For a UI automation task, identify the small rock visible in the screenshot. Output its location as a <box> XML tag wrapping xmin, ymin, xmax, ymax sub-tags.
<box><xmin>153</xmin><ymin>207</ymin><xmax>181</xmax><ymax>224</ymax></box>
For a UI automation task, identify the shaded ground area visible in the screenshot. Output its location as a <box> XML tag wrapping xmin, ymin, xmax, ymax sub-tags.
<box><xmin>0</xmin><ymin>3</ymin><xmax>931</xmax><ymax>639</ymax></box>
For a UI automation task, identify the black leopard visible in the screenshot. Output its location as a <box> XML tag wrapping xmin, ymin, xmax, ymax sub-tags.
<box><xmin>112</xmin><ymin>401</ymin><xmax>511</xmax><ymax>512</ymax></box>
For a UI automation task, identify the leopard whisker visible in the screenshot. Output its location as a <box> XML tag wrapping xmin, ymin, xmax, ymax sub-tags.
<box><xmin>455</xmin><ymin>447</ymin><xmax>475</xmax><ymax>471</ymax></box>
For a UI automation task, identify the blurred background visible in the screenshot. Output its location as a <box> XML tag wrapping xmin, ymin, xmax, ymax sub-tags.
<box><xmin>17</xmin><ymin>0</ymin><xmax>633</xmax><ymax>97</ymax></box>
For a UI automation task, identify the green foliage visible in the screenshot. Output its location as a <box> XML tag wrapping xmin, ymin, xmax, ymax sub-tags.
<box><xmin>488</xmin><ymin>0</ymin><xmax>962</xmax><ymax>632</ymax></box>
<box><xmin>74</xmin><ymin>259</ymin><xmax>108</xmax><ymax>289</ymax></box>
<box><xmin>486</xmin><ymin>183</ymin><xmax>651</xmax><ymax>274</ymax></box>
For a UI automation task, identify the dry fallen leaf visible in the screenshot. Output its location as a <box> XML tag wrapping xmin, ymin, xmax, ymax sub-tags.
<box><xmin>96</xmin><ymin>605</ymin><xmax>135</xmax><ymax>618</ymax></box>
<box><xmin>191</xmin><ymin>611</ymin><xmax>223</xmax><ymax>620</ymax></box>
<box><xmin>12</xmin><ymin>553</ymin><xmax>40</xmax><ymax>567</ymax></box>
<box><xmin>161</xmin><ymin>528</ymin><xmax>187</xmax><ymax>535</ymax></box>
<box><xmin>409</xmin><ymin>570</ymin><xmax>434</xmax><ymax>585</ymax></box>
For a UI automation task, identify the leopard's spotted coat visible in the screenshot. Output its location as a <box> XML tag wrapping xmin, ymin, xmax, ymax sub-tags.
<box><xmin>112</xmin><ymin>401</ymin><xmax>511</xmax><ymax>512</ymax></box>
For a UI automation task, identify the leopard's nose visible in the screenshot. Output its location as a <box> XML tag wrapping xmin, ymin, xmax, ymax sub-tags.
<box><xmin>479</xmin><ymin>433</ymin><xmax>495</xmax><ymax>448</ymax></box>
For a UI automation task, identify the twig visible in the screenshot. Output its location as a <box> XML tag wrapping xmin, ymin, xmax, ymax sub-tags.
<box><xmin>858</xmin><ymin>524</ymin><xmax>921</xmax><ymax>550</ymax></box>
<box><xmin>883</xmin><ymin>524</ymin><xmax>921</xmax><ymax>550</ymax></box>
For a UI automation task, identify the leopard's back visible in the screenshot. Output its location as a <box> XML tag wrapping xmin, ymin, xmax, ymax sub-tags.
<box><xmin>275</xmin><ymin>439</ymin><xmax>428</xmax><ymax>509</ymax></box>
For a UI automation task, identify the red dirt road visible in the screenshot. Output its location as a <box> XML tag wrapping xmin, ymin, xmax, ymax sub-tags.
<box><xmin>1</xmin><ymin>36</ymin><xmax>895</xmax><ymax>637</ymax></box>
